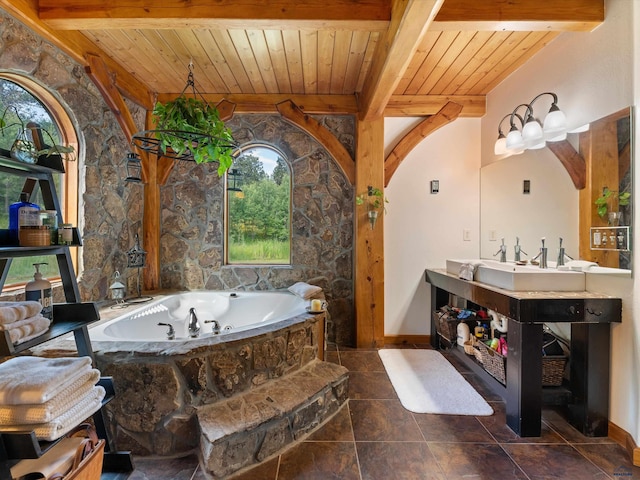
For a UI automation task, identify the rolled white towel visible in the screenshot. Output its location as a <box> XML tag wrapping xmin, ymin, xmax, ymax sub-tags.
<box><xmin>0</xmin><ymin>301</ymin><xmax>42</xmax><ymax>326</ymax></box>
<box><xmin>0</xmin><ymin>314</ymin><xmax>51</xmax><ymax>345</ymax></box>
<box><xmin>0</xmin><ymin>356</ymin><xmax>93</xmax><ymax>405</ymax></box>
<box><xmin>0</xmin><ymin>369</ymin><xmax>100</xmax><ymax>424</ymax></box>
<box><xmin>288</xmin><ymin>281</ymin><xmax>322</xmax><ymax>300</ymax></box>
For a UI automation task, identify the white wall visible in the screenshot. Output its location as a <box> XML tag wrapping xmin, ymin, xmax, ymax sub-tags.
<box><xmin>483</xmin><ymin>0</ymin><xmax>638</xmax><ymax>444</ymax></box>
<box><xmin>384</xmin><ymin>118</ymin><xmax>480</xmax><ymax>336</ymax></box>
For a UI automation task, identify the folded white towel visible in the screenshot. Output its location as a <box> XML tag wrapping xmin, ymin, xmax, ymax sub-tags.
<box><xmin>0</xmin><ymin>369</ymin><xmax>100</xmax><ymax>424</ymax></box>
<box><xmin>0</xmin><ymin>301</ymin><xmax>42</xmax><ymax>325</ymax></box>
<box><xmin>0</xmin><ymin>356</ymin><xmax>93</xmax><ymax>405</ymax></box>
<box><xmin>0</xmin><ymin>385</ymin><xmax>105</xmax><ymax>441</ymax></box>
<box><xmin>288</xmin><ymin>281</ymin><xmax>322</xmax><ymax>300</ymax></box>
<box><xmin>0</xmin><ymin>314</ymin><xmax>51</xmax><ymax>345</ymax></box>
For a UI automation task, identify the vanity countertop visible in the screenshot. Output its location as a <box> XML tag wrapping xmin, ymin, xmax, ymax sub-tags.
<box><xmin>425</xmin><ymin>268</ymin><xmax>622</xmax><ymax>324</ymax></box>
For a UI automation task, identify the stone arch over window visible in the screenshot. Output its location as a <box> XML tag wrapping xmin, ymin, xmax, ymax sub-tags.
<box><xmin>225</xmin><ymin>143</ymin><xmax>292</xmax><ymax>265</ymax></box>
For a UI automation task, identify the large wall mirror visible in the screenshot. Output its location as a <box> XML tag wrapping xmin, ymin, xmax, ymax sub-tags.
<box><xmin>480</xmin><ymin>106</ymin><xmax>633</xmax><ymax>273</ymax></box>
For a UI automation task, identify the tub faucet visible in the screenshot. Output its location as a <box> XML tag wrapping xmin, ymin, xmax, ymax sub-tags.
<box><xmin>557</xmin><ymin>237</ymin><xmax>573</xmax><ymax>267</ymax></box>
<box><xmin>514</xmin><ymin>237</ymin><xmax>527</xmax><ymax>262</ymax></box>
<box><xmin>158</xmin><ymin>322</ymin><xmax>175</xmax><ymax>340</ymax></box>
<box><xmin>188</xmin><ymin>308</ymin><xmax>201</xmax><ymax>337</ymax></box>
<box><xmin>494</xmin><ymin>238</ymin><xmax>507</xmax><ymax>263</ymax></box>
<box><xmin>532</xmin><ymin>237</ymin><xmax>548</xmax><ymax>269</ymax></box>
<box><xmin>205</xmin><ymin>319</ymin><xmax>221</xmax><ymax>334</ymax></box>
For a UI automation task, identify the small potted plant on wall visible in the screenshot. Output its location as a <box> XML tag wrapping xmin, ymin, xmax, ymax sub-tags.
<box><xmin>356</xmin><ymin>186</ymin><xmax>388</xmax><ymax>228</ymax></box>
<box><xmin>595</xmin><ymin>186</ymin><xmax>631</xmax><ymax>225</ymax></box>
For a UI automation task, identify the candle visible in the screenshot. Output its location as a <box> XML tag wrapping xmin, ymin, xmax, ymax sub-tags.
<box><xmin>310</xmin><ymin>299</ymin><xmax>323</xmax><ymax>312</ymax></box>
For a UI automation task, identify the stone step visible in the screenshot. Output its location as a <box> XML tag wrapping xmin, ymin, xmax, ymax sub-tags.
<box><xmin>198</xmin><ymin>359</ymin><xmax>349</xmax><ymax>478</ymax></box>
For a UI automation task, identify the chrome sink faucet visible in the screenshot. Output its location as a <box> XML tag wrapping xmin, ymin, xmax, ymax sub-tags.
<box><xmin>514</xmin><ymin>237</ymin><xmax>527</xmax><ymax>262</ymax></box>
<box><xmin>557</xmin><ymin>237</ymin><xmax>573</xmax><ymax>267</ymax></box>
<box><xmin>188</xmin><ymin>307</ymin><xmax>201</xmax><ymax>337</ymax></box>
<box><xmin>494</xmin><ymin>238</ymin><xmax>507</xmax><ymax>262</ymax></box>
<box><xmin>532</xmin><ymin>237</ymin><xmax>548</xmax><ymax>269</ymax></box>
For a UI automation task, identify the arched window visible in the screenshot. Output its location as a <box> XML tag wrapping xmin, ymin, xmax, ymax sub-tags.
<box><xmin>225</xmin><ymin>144</ymin><xmax>291</xmax><ymax>265</ymax></box>
<box><xmin>0</xmin><ymin>75</ymin><xmax>79</xmax><ymax>288</ymax></box>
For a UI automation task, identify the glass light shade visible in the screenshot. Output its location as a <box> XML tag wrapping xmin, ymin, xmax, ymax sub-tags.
<box><xmin>522</xmin><ymin>119</ymin><xmax>545</xmax><ymax>149</ymax></box>
<box><xmin>542</xmin><ymin>109</ymin><xmax>567</xmax><ymax>140</ymax></box>
<box><xmin>505</xmin><ymin>128</ymin><xmax>525</xmax><ymax>153</ymax></box>
<box><xmin>494</xmin><ymin>135</ymin><xmax>507</xmax><ymax>155</ymax></box>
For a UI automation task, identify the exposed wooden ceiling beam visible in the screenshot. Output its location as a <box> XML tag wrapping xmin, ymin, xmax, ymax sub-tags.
<box><xmin>38</xmin><ymin>0</ymin><xmax>390</xmax><ymax>31</ymax></box>
<box><xmin>385</xmin><ymin>95</ymin><xmax>485</xmax><ymax>117</ymax></box>
<box><xmin>156</xmin><ymin>94</ymin><xmax>359</xmax><ymax>115</ymax></box>
<box><xmin>431</xmin><ymin>0</ymin><xmax>604</xmax><ymax>31</ymax></box>
<box><xmin>358</xmin><ymin>0</ymin><xmax>445</xmax><ymax>122</ymax></box>
<box><xmin>0</xmin><ymin>0</ymin><xmax>155</xmax><ymax>109</ymax></box>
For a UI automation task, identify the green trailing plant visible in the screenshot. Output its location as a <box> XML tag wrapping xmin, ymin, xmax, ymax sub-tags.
<box><xmin>152</xmin><ymin>96</ymin><xmax>235</xmax><ymax>175</ymax></box>
<box><xmin>356</xmin><ymin>186</ymin><xmax>388</xmax><ymax>212</ymax></box>
<box><xmin>595</xmin><ymin>186</ymin><xmax>630</xmax><ymax>218</ymax></box>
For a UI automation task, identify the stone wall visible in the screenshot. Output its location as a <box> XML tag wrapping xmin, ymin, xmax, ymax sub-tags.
<box><xmin>0</xmin><ymin>11</ymin><xmax>145</xmax><ymax>302</ymax></box>
<box><xmin>160</xmin><ymin>115</ymin><xmax>356</xmax><ymax>345</ymax></box>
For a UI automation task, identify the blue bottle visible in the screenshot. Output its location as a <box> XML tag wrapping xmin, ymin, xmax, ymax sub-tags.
<box><xmin>9</xmin><ymin>192</ymin><xmax>40</xmax><ymax>244</ymax></box>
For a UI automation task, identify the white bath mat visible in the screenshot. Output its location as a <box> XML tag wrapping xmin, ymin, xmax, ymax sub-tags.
<box><xmin>378</xmin><ymin>349</ymin><xmax>493</xmax><ymax>416</ymax></box>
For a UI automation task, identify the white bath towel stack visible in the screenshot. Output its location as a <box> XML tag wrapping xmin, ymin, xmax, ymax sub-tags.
<box><xmin>0</xmin><ymin>356</ymin><xmax>104</xmax><ymax>441</ymax></box>
<box><xmin>0</xmin><ymin>301</ymin><xmax>51</xmax><ymax>345</ymax></box>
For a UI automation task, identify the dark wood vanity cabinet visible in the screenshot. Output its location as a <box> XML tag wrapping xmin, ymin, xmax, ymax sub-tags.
<box><xmin>425</xmin><ymin>268</ymin><xmax>622</xmax><ymax>438</ymax></box>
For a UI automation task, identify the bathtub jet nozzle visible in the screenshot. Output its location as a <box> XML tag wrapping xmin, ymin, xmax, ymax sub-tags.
<box><xmin>188</xmin><ymin>308</ymin><xmax>201</xmax><ymax>337</ymax></box>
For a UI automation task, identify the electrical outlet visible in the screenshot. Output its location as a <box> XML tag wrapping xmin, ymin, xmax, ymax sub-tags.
<box><xmin>489</xmin><ymin>230</ymin><xmax>497</xmax><ymax>241</ymax></box>
<box><xmin>463</xmin><ymin>229</ymin><xmax>471</xmax><ymax>241</ymax></box>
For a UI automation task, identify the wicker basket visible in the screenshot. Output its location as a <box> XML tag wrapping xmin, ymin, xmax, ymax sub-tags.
<box><xmin>476</xmin><ymin>340</ymin><xmax>506</xmax><ymax>384</ymax></box>
<box><xmin>542</xmin><ymin>356</ymin><xmax>568</xmax><ymax>386</ymax></box>
<box><xmin>463</xmin><ymin>339</ymin><xmax>475</xmax><ymax>355</ymax></box>
<box><xmin>432</xmin><ymin>310</ymin><xmax>459</xmax><ymax>343</ymax></box>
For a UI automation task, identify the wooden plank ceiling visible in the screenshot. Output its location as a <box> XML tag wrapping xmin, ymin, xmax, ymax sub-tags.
<box><xmin>4</xmin><ymin>0</ymin><xmax>603</xmax><ymax>118</ymax></box>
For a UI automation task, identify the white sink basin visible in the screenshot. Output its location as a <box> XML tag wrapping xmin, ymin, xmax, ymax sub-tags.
<box><xmin>445</xmin><ymin>259</ymin><xmax>586</xmax><ymax>292</ymax></box>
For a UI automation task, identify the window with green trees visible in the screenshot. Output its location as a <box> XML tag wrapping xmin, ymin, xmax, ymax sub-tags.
<box><xmin>226</xmin><ymin>145</ymin><xmax>291</xmax><ymax>264</ymax></box>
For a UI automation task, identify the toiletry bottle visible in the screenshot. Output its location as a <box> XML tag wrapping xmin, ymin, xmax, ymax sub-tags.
<box><xmin>8</xmin><ymin>192</ymin><xmax>40</xmax><ymax>244</ymax></box>
<box><xmin>25</xmin><ymin>263</ymin><xmax>53</xmax><ymax>320</ymax></box>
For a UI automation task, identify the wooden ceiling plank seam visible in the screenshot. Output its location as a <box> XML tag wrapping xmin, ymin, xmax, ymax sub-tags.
<box><xmin>193</xmin><ymin>30</ymin><xmax>242</xmax><ymax>92</ymax></box>
<box><xmin>300</xmin><ymin>30</ymin><xmax>319</xmax><ymax>95</ymax></box>
<box><xmin>394</xmin><ymin>31</ymin><xmax>441</xmax><ymax>95</ymax></box>
<box><xmin>417</xmin><ymin>30</ymin><xmax>476</xmax><ymax>95</ymax></box>
<box><xmin>264</xmin><ymin>30</ymin><xmax>293</xmax><ymax>94</ymax></box>
<box><xmin>210</xmin><ymin>29</ymin><xmax>257</xmax><ymax>94</ymax></box>
<box><xmin>227</xmin><ymin>29</ymin><xmax>268</xmax><ymax>94</ymax></box>
<box><xmin>403</xmin><ymin>30</ymin><xmax>458</xmax><ymax>95</ymax></box>
<box><xmin>439</xmin><ymin>31</ymin><xmax>508</xmax><ymax>95</ymax></box>
<box><xmin>455</xmin><ymin>31</ymin><xmax>529</xmax><ymax>95</ymax></box>
<box><xmin>342</xmin><ymin>30</ymin><xmax>370</xmax><ymax>96</ymax></box>
<box><xmin>431</xmin><ymin>31</ymin><xmax>494</xmax><ymax>95</ymax></box>
<box><xmin>355</xmin><ymin>32</ymin><xmax>380</xmax><ymax>93</ymax></box>
<box><xmin>39</xmin><ymin>0</ymin><xmax>392</xmax><ymax>31</ymax></box>
<box><xmin>317</xmin><ymin>30</ymin><xmax>336</xmax><ymax>94</ymax></box>
<box><xmin>282</xmin><ymin>30</ymin><xmax>305</xmax><ymax>94</ymax></box>
<box><xmin>329</xmin><ymin>30</ymin><xmax>352</xmax><ymax>95</ymax></box>
<box><xmin>246</xmin><ymin>29</ymin><xmax>280</xmax><ymax>94</ymax></box>
<box><xmin>170</xmin><ymin>29</ymin><xmax>227</xmax><ymax>93</ymax></box>
<box><xmin>467</xmin><ymin>31</ymin><xmax>557</xmax><ymax>94</ymax></box>
<box><xmin>358</xmin><ymin>0</ymin><xmax>445</xmax><ymax>121</ymax></box>
<box><xmin>145</xmin><ymin>30</ymin><xmax>197</xmax><ymax>90</ymax></box>
<box><xmin>87</xmin><ymin>29</ymin><xmax>167</xmax><ymax>97</ymax></box>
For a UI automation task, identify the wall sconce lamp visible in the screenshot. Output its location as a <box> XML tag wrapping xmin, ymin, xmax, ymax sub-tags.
<box><xmin>495</xmin><ymin>92</ymin><xmax>567</xmax><ymax>156</ymax></box>
<box><xmin>125</xmin><ymin>152</ymin><xmax>143</xmax><ymax>183</ymax></box>
<box><xmin>227</xmin><ymin>168</ymin><xmax>244</xmax><ymax>198</ymax></box>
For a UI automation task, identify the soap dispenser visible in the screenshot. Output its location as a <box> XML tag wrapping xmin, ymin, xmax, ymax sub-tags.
<box><xmin>25</xmin><ymin>263</ymin><xmax>53</xmax><ymax>320</ymax></box>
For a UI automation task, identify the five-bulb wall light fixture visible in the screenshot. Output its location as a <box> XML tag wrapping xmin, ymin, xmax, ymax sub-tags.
<box><xmin>494</xmin><ymin>92</ymin><xmax>567</xmax><ymax>156</ymax></box>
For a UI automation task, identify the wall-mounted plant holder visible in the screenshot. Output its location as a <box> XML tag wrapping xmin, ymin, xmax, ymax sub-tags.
<box><xmin>356</xmin><ymin>185</ymin><xmax>388</xmax><ymax>229</ymax></box>
<box><xmin>590</xmin><ymin>226</ymin><xmax>630</xmax><ymax>252</ymax></box>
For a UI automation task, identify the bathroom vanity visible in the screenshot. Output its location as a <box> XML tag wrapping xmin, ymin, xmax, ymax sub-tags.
<box><xmin>425</xmin><ymin>268</ymin><xmax>622</xmax><ymax>437</ymax></box>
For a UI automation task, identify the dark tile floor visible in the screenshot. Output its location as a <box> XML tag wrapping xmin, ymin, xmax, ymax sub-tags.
<box><xmin>128</xmin><ymin>344</ymin><xmax>640</xmax><ymax>479</ymax></box>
